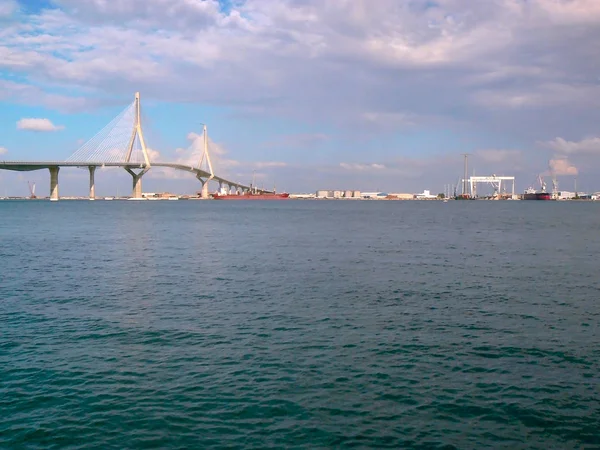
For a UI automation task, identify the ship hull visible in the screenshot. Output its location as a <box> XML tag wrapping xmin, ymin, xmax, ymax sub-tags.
<box><xmin>523</xmin><ymin>193</ymin><xmax>552</xmax><ymax>200</ymax></box>
<box><xmin>212</xmin><ymin>193</ymin><xmax>290</xmax><ymax>200</ymax></box>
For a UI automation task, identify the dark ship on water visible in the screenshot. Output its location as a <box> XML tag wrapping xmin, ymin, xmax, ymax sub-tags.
<box><xmin>523</xmin><ymin>175</ymin><xmax>555</xmax><ymax>201</ymax></box>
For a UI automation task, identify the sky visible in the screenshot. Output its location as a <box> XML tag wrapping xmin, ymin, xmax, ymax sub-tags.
<box><xmin>1</xmin><ymin>0</ymin><xmax>600</xmax><ymax>197</ymax></box>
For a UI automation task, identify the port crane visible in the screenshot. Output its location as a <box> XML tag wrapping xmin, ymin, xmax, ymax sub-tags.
<box><xmin>538</xmin><ymin>174</ymin><xmax>547</xmax><ymax>192</ymax></box>
<box><xmin>549</xmin><ymin>166</ymin><xmax>559</xmax><ymax>199</ymax></box>
<box><xmin>468</xmin><ymin>175</ymin><xmax>516</xmax><ymax>199</ymax></box>
<box><xmin>28</xmin><ymin>181</ymin><xmax>36</xmax><ymax>199</ymax></box>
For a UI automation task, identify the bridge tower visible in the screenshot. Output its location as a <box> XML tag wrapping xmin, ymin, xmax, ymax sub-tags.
<box><xmin>124</xmin><ymin>92</ymin><xmax>152</xmax><ymax>198</ymax></box>
<box><xmin>196</xmin><ymin>124</ymin><xmax>214</xmax><ymax>198</ymax></box>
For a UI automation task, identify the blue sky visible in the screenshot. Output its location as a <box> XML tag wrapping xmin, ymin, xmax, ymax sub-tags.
<box><xmin>1</xmin><ymin>0</ymin><xmax>600</xmax><ymax>196</ymax></box>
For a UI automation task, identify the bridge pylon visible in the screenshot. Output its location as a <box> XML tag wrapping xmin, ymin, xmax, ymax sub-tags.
<box><xmin>123</xmin><ymin>92</ymin><xmax>151</xmax><ymax>198</ymax></box>
<box><xmin>196</xmin><ymin>124</ymin><xmax>214</xmax><ymax>198</ymax></box>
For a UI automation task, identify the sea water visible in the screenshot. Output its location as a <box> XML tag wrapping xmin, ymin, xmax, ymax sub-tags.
<box><xmin>1</xmin><ymin>200</ymin><xmax>598</xmax><ymax>449</ymax></box>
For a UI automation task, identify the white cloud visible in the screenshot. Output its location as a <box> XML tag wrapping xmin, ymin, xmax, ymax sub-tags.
<box><xmin>535</xmin><ymin>0</ymin><xmax>600</xmax><ymax>24</ymax></box>
<box><xmin>16</xmin><ymin>118</ymin><xmax>64</xmax><ymax>132</ymax></box>
<box><xmin>175</xmin><ymin>132</ymin><xmax>227</xmax><ymax>169</ymax></box>
<box><xmin>254</xmin><ymin>161</ymin><xmax>287</xmax><ymax>169</ymax></box>
<box><xmin>549</xmin><ymin>158</ymin><xmax>578</xmax><ymax>176</ymax></box>
<box><xmin>0</xmin><ymin>0</ymin><xmax>17</xmax><ymax>18</ymax></box>
<box><xmin>473</xmin><ymin>84</ymin><xmax>600</xmax><ymax>110</ymax></box>
<box><xmin>54</xmin><ymin>0</ymin><xmax>224</xmax><ymax>30</ymax></box>
<box><xmin>184</xmin><ymin>132</ymin><xmax>227</xmax><ymax>156</ymax></box>
<box><xmin>340</xmin><ymin>163</ymin><xmax>386</xmax><ymax>171</ymax></box>
<box><xmin>540</xmin><ymin>137</ymin><xmax>600</xmax><ymax>155</ymax></box>
<box><xmin>0</xmin><ymin>146</ymin><xmax>7</xmax><ymax>155</ymax></box>
<box><xmin>147</xmin><ymin>148</ymin><xmax>161</xmax><ymax>161</ymax></box>
<box><xmin>153</xmin><ymin>131</ymin><xmax>285</xmax><ymax>181</ymax></box>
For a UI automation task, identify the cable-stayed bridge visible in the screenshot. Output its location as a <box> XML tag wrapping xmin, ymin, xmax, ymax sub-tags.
<box><xmin>0</xmin><ymin>93</ymin><xmax>263</xmax><ymax>200</ymax></box>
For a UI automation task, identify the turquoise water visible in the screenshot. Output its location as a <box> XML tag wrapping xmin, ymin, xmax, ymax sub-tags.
<box><xmin>1</xmin><ymin>200</ymin><xmax>598</xmax><ymax>449</ymax></box>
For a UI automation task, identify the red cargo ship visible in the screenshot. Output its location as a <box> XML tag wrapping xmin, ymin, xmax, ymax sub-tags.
<box><xmin>523</xmin><ymin>191</ymin><xmax>552</xmax><ymax>200</ymax></box>
<box><xmin>523</xmin><ymin>175</ymin><xmax>552</xmax><ymax>200</ymax></box>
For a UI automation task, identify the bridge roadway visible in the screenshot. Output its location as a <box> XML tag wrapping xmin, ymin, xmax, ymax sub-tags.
<box><xmin>0</xmin><ymin>161</ymin><xmax>263</xmax><ymax>200</ymax></box>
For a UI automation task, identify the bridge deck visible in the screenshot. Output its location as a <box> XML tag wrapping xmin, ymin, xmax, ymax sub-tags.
<box><xmin>0</xmin><ymin>161</ymin><xmax>257</xmax><ymax>191</ymax></box>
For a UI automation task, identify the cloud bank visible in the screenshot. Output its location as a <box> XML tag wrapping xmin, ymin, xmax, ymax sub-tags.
<box><xmin>541</xmin><ymin>137</ymin><xmax>600</xmax><ymax>155</ymax></box>
<box><xmin>2</xmin><ymin>0</ymin><xmax>599</xmax><ymax>131</ymax></box>
<box><xmin>16</xmin><ymin>118</ymin><xmax>65</xmax><ymax>132</ymax></box>
<box><xmin>549</xmin><ymin>158</ymin><xmax>578</xmax><ymax>176</ymax></box>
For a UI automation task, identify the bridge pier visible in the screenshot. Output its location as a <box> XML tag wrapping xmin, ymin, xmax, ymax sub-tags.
<box><xmin>197</xmin><ymin>175</ymin><xmax>213</xmax><ymax>198</ymax></box>
<box><xmin>49</xmin><ymin>167</ymin><xmax>59</xmax><ymax>201</ymax></box>
<box><xmin>89</xmin><ymin>166</ymin><xmax>96</xmax><ymax>200</ymax></box>
<box><xmin>125</xmin><ymin>168</ymin><xmax>148</xmax><ymax>199</ymax></box>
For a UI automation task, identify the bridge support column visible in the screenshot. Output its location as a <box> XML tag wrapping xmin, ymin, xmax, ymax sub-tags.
<box><xmin>125</xmin><ymin>167</ymin><xmax>149</xmax><ymax>199</ymax></box>
<box><xmin>132</xmin><ymin>173</ymin><xmax>143</xmax><ymax>198</ymax></box>
<box><xmin>197</xmin><ymin>175</ymin><xmax>213</xmax><ymax>199</ymax></box>
<box><xmin>49</xmin><ymin>167</ymin><xmax>59</xmax><ymax>201</ymax></box>
<box><xmin>89</xmin><ymin>166</ymin><xmax>96</xmax><ymax>200</ymax></box>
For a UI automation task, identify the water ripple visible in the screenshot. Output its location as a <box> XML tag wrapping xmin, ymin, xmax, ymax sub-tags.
<box><xmin>1</xmin><ymin>200</ymin><xmax>599</xmax><ymax>448</ymax></box>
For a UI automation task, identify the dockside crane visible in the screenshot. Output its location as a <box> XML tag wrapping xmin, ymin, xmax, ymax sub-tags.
<box><xmin>549</xmin><ymin>166</ymin><xmax>559</xmax><ymax>199</ymax></box>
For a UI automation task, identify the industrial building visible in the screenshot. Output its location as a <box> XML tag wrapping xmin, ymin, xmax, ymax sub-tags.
<box><xmin>557</xmin><ymin>191</ymin><xmax>576</xmax><ymax>200</ymax></box>
<box><xmin>360</xmin><ymin>192</ymin><xmax>388</xmax><ymax>199</ymax></box>
<box><xmin>386</xmin><ymin>193</ymin><xmax>415</xmax><ymax>200</ymax></box>
<box><xmin>315</xmin><ymin>190</ymin><xmax>362</xmax><ymax>199</ymax></box>
<box><xmin>314</xmin><ymin>190</ymin><xmax>443</xmax><ymax>200</ymax></box>
<box><xmin>141</xmin><ymin>192</ymin><xmax>179</xmax><ymax>199</ymax></box>
<box><xmin>290</xmin><ymin>193</ymin><xmax>316</xmax><ymax>199</ymax></box>
<box><xmin>558</xmin><ymin>191</ymin><xmax>598</xmax><ymax>200</ymax></box>
<box><xmin>414</xmin><ymin>190</ymin><xmax>438</xmax><ymax>199</ymax></box>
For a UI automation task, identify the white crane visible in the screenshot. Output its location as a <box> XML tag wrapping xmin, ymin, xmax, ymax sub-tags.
<box><xmin>549</xmin><ymin>165</ymin><xmax>559</xmax><ymax>199</ymax></box>
<box><xmin>538</xmin><ymin>174</ymin><xmax>547</xmax><ymax>192</ymax></box>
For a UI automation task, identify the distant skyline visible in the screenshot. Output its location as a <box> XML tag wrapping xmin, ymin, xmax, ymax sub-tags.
<box><xmin>1</xmin><ymin>0</ymin><xmax>600</xmax><ymax>196</ymax></box>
